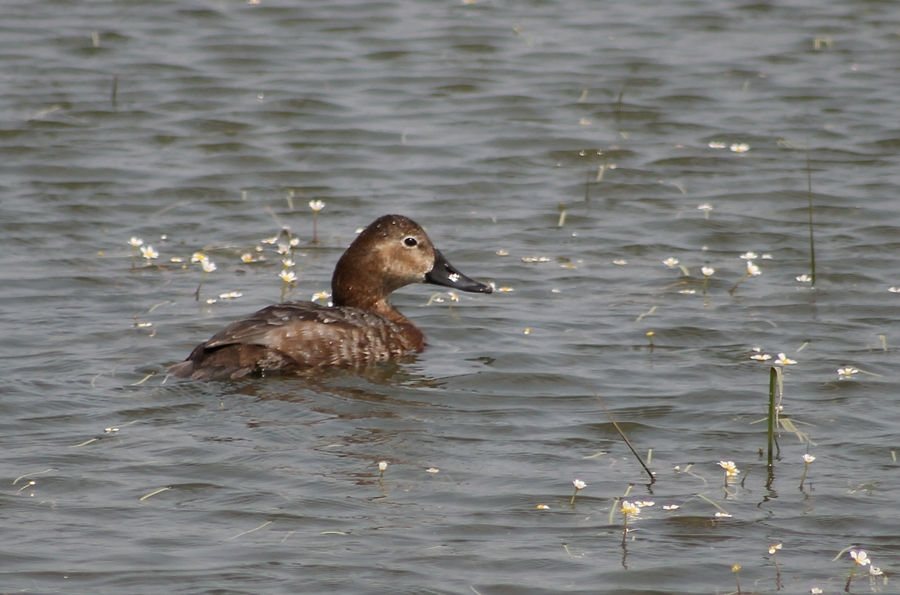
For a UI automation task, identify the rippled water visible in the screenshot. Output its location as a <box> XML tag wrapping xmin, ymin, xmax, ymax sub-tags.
<box><xmin>3</xmin><ymin>0</ymin><xmax>900</xmax><ymax>593</ymax></box>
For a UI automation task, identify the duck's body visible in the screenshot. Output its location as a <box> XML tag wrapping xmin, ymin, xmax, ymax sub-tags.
<box><xmin>169</xmin><ymin>214</ymin><xmax>491</xmax><ymax>380</ymax></box>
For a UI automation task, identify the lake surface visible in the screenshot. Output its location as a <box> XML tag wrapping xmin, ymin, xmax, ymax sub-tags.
<box><xmin>2</xmin><ymin>0</ymin><xmax>900</xmax><ymax>593</ymax></box>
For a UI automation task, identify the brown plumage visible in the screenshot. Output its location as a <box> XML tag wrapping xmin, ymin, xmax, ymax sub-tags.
<box><xmin>169</xmin><ymin>214</ymin><xmax>491</xmax><ymax>381</ymax></box>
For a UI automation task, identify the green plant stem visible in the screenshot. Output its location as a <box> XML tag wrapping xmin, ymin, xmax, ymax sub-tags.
<box><xmin>729</xmin><ymin>272</ymin><xmax>749</xmax><ymax>295</ymax></box>
<box><xmin>767</xmin><ymin>367</ymin><xmax>777</xmax><ymax>470</ymax></box>
<box><xmin>807</xmin><ymin>148</ymin><xmax>816</xmax><ymax>286</ymax></box>
<box><xmin>194</xmin><ymin>272</ymin><xmax>208</xmax><ymax>301</ymax></box>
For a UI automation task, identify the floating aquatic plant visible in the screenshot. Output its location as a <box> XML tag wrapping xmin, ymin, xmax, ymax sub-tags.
<box><xmin>732</xmin><ymin>564</ymin><xmax>742</xmax><ymax>594</ymax></box>
<box><xmin>620</xmin><ymin>500</ymin><xmax>639</xmax><ymax>545</ymax></box>
<box><xmin>701</xmin><ymin>266</ymin><xmax>715</xmax><ymax>294</ymax></box>
<box><xmin>309</xmin><ymin>200</ymin><xmax>325</xmax><ymax>243</ymax></box>
<box><xmin>194</xmin><ymin>257</ymin><xmax>215</xmax><ymax>302</ymax></box>
<box><xmin>570</xmin><ymin>478</ymin><xmax>586</xmax><ymax>506</ymax></box>
<box><xmin>128</xmin><ymin>237</ymin><xmax>143</xmax><ymax>269</ymax></box>
<box><xmin>729</xmin><ymin>259</ymin><xmax>761</xmax><ymax>295</ymax></box>
<box><xmin>845</xmin><ymin>550</ymin><xmax>870</xmax><ymax>592</ymax></box>
<box><xmin>279</xmin><ymin>269</ymin><xmax>296</xmax><ymax>302</ymax></box>
<box><xmin>799</xmin><ymin>453</ymin><xmax>816</xmax><ymax>489</ymax></box>
<box><xmin>769</xmin><ymin>543</ymin><xmax>783</xmax><ymax>588</ymax></box>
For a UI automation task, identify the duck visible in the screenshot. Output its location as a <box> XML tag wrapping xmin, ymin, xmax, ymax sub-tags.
<box><xmin>169</xmin><ymin>214</ymin><xmax>492</xmax><ymax>380</ymax></box>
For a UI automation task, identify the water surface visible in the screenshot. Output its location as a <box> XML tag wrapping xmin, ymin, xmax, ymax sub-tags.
<box><xmin>3</xmin><ymin>0</ymin><xmax>900</xmax><ymax>593</ymax></box>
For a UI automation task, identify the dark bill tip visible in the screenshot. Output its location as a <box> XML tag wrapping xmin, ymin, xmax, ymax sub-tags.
<box><xmin>425</xmin><ymin>249</ymin><xmax>492</xmax><ymax>294</ymax></box>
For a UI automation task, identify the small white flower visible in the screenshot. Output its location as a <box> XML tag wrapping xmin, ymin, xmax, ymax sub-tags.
<box><xmin>140</xmin><ymin>245</ymin><xmax>159</xmax><ymax>260</ymax></box>
<box><xmin>613</xmin><ymin>259</ymin><xmax>628</xmax><ymax>265</ymax></box>
<box><xmin>837</xmin><ymin>366</ymin><xmax>858</xmax><ymax>378</ymax></box>
<box><xmin>312</xmin><ymin>291</ymin><xmax>331</xmax><ymax>303</ymax></box>
<box><xmin>572</xmin><ymin>479</ymin><xmax>586</xmax><ymax>490</ymax></box>
<box><xmin>662</xmin><ymin>504</ymin><xmax>680</xmax><ymax>511</ymax></box>
<box><xmin>663</xmin><ymin>257</ymin><xmax>679</xmax><ymax>267</ymax></box>
<box><xmin>701</xmin><ymin>266</ymin><xmax>715</xmax><ymax>277</ymax></box>
<box><xmin>201</xmin><ymin>260</ymin><xmax>216</xmax><ymax>273</ymax></box>
<box><xmin>740</xmin><ymin>251</ymin><xmax>758</xmax><ymax>260</ymax></box>
<box><xmin>495</xmin><ymin>249</ymin><xmax>509</xmax><ymax>256</ymax></box>
<box><xmin>889</xmin><ymin>287</ymin><xmax>900</xmax><ymax>293</ymax></box>
<box><xmin>521</xmin><ymin>256</ymin><xmax>551</xmax><ymax>263</ymax></box>
<box><xmin>761</xmin><ymin>253</ymin><xmax>773</xmax><ymax>259</ymax></box>
<box><xmin>750</xmin><ymin>353</ymin><xmax>772</xmax><ymax>361</ymax></box>
<box><xmin>730</xmin><ymin>143</ymin><xmax>750</xmax><ymax>153</ymax></box>
<box><xmin>282</xmin><ymin>258</ymin><xmax>295</xmax><ymax>268</ymax></box>
<box><xmin>796</xmin><ymin>274</ymin><xmax>812</xmax><ymax>283</ymax></box>
<box><xmin>635</xmin><ymin>501</ymin><xmax>654</xmax><ymax>507</ymax></box>
<box><xmin>426</xmin><ymin>467</ymin><xmax>439</xmax><ymax>474</ymax></box>
<box><xmin>191</xmin><ymin>252</ymin><xmax>207</xmax><ymax>263</ymax></box>
<box><xmin>205</xmin><ymin>298</ymin><xmax>217</xmax><ymax>304</ymax></box>
<box><xmin>746</xmin><ymin>261</ymin><xmax>761</xmax><ymax>276</ymax></box>
<box><xmin>708</xmin><ymin>141</ymin><xmax>726</xmax><ymax>149</ymax></box>
<box><xmin>219</xmin><ymin>292</ymin><xmax>242</xmax><ymax>299</ymax></box>
<box><xmin>170</xmin><ymin>257</ymin><xmax>183</xmax><ymax>263</ymax></box>
<box><xmin>290</xmin><ymin>238</ymin><xmax>300</xmax><ymax>247</ymax></box>
<box><xmin>240</xmin><ymin>253</ymin><xmax>254</xmax><ymax>263</ymax></box>
<box><xmin>810</xmin><ymin>589</ymin><xmax>823</xmax><ymax>594</ymax></box>
<box><xmin>869</xmin><ymin>566</ymin><xmax>883</xmax><ymax>577</ymax></box>
<box><xmin>850</xmin><ymin>550</ymin><xmax>869</xmax><ymax>566</ymax></box>
<box><xmin>719</xmin><ymin>461</ymin><xmax>740</xmax><ymax>477</ymax></box>
<box><xmin>536</xmin><ymin>504</ymin><xmax>550</xmax><ymax>510</ymax></box>
<box><xmin>768</xmin><ymin>543</ymin><xmax>782</xmax><ymax>555</ymax></box>
<box><xmin>128</xmin><ymin>237</ymin><xmax>144</xmax><ymax>248</ymax></box>
<box><xmin>697</xmin><ymin>204</ymin><xmax>713</xmax><ymax>212</ymax></box>
<box><xmin>261</xmin><ymin>236</ymin><xmax>278</xmax><ymax>244</ymax></box>
<box><xmin>678</xmin><ymin>289</ymin><xmax>696</xmax><ymax>295</ymax></box>
<box><xmin>776</xmin><ymin>353</ymin><xmax>797</xmax><ymax>365</ymax></box>
<box><xmin>378</xmin><ymin>461</ymin><xmax>388</xmax><ymax>472</ymax></box>
<box><xmin>802</xmin><ymin>454</ymin><xmax>816</xmax><ymax>464</ymax></box>
<box><xmin>715</xmin><ymin>512</ymin><xmax>732</xmax><ymax>518</ymax></box>
<box><xmin>279</xmin><ymin>270</ymin><xmax>296</xmax><ymax>283</ymax></box>
<box><xmin>309</xmin><ymin>199</ymin><xmax>325</xmax><ymax>212</ymax></box>
<box><xmin>621</xmin><ymin>500</ymin><xmax>640</xmax><ymax>515</ymax></box>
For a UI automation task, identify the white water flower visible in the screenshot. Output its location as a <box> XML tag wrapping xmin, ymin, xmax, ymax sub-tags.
<box><xmin>776</xmin><ymin>353</ymin><xmax>797</xmax><ymax>365</ymax></box>
<box><xmin>837</xmin><ymin>366</ymin><xmax>858</xmax><ymax>378</ymax></box>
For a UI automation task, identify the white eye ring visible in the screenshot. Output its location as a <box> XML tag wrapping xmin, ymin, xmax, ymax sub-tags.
<box><xmin>403</xmin><ymin>236</ymin><xmax>418</xmax><ymax>247</ymax></box>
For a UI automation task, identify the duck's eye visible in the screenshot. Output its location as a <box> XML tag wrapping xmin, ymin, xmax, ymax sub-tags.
<box><xmin>403</xmin><ymin>237</ymin><xmax>418</xmax><ymax>247</ymax></box>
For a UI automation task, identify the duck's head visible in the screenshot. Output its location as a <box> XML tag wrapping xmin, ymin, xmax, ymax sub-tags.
<box><xmin>332</xmin><ymin>214</ymin><xmax>492</xmax><ymax>309</ymax></box>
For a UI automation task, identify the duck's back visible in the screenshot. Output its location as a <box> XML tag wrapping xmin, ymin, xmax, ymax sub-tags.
<box><xmin>169</xmin><ymin>301</ymin><xmax>425</xmax><ymax>381</ymax></box>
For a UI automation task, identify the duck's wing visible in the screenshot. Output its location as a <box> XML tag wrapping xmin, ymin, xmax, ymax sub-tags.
<box><xmin>170</xmin><ymin>302</ymin><xmax>419</xmax><ymax>380</ymax></box>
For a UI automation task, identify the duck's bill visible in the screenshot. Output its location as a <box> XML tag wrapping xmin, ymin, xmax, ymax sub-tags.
<box><xmin>426</xmin><ymin>249</ymin><xmax>493</xmax><ymax>294</ymax></box>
